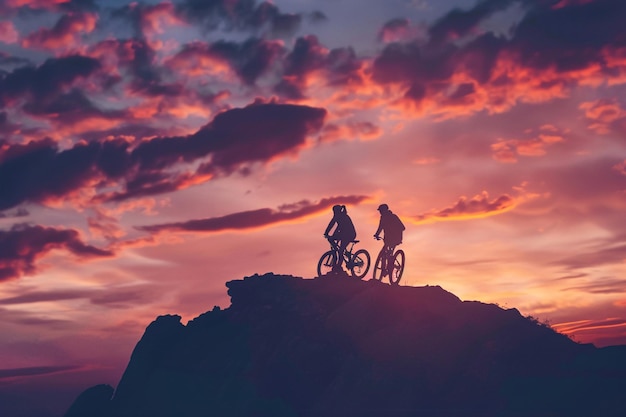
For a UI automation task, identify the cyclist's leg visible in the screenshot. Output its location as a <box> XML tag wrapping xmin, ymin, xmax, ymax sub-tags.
<box><xmin>337</xmin><ymin>238</ymin><xmax>349</xmax><ymax>270</ymax></box>
<box><xmin>328</xmin><ymin>233</ymin><xmax>342</xmax><ymax>271</ymax></box>
<box><xmin>384</xmin><ymin>243</ymin><xmax>396</xmax><ymax>274</ymax></box>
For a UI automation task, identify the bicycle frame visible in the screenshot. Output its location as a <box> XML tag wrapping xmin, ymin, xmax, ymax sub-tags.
<box><xmin>317</xmin><ymin>237</ymin><xmax>371</xmax><ymax>279</ymax></box>
<box><xmin>372</xmin><ymin>240</ymin><xmax>405</xmax><ymax>285</ymax></box>
<box><xmin>326</xmin><ymin>237</ymin><xmax>357</xmax><ymax>265</ymax></box>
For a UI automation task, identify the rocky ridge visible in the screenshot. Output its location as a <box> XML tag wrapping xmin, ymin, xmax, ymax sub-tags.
<box><xmin>65</xmin><ymin>273</ymin><xmax>626</xmax><ymax>417</ymax></box>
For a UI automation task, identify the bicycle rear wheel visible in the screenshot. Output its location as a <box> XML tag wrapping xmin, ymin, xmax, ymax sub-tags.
<box><xmin>389</xmin><ymin>249</ymin><xmax>405</xmax><ymax>285</ymax></box>
<box><xmin>350</xmin><ymin>249</ymin><xmax>370</xmax><ymax>279</ymax></box>
<box><xmin>372</xmin><ymin>250</ymin><xmax>385</xmax><ymax>281</ymax></box>
<box><xmin>317</xmin><ymin>251</ymin><xmax>337</xmax><ymax>276</ymax></box>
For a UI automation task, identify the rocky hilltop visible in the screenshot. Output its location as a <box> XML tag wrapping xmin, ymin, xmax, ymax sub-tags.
<box><xmin>65</xmin><ymin>273</ymin><xmax>626</xmax><ymax>417</ymax></box>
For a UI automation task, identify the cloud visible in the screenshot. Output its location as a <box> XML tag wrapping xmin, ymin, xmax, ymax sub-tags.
<box><xmin>2</xmin><ymin>0</ymin><xmax>97</xmax><ymax>13</ymax></box>
<box><xmin>274</xmin><ymin>35</ymin><xmax>363</xmax><ymax>99</ymax></box>
<box><xmin>413</xmin><ymin>191</ymin><xmax>516</xmax><ymax>223</ymax></box>
<box><xmin>556</xmin><ymin>245</ymin><xmax>626</xmax><ymax>271</ymax></box>
<box><xmin>0</xmin><ymin>138</ymin><xmax>104</xmax><ymax>210</ymax></box>
<box><xmin>0</xmin><ymin>284</ymin><xmax>156</xmax><ymax>309</ymax></box>
<box><xmin>553</xmin><ymin>318</ymin><xmax>626</xmax><ymax>334</ymax></box>
<box><xmin>0</xmin><ymin>21</ymin><xmax>19</xmax><ymax>44</ymax></box>
<box><xmin>0</xmin><ymin>289</ymin><xmax>92</xmax><ymax>304</ymax></box>
<box><xmin>0</xmin><ymin>365</ymin><xmax>82</xmax><ymax>380</ymax></box>
<box><xmin>0</xmin><ymin>207</ymin><xmax>29</xmax><ymax>219</ymax></box>
<box><xmin>175</xmin><ymin>0</ymin><xmax>305</xmax><ymax>37</ymax></box>
<box><xmin>371</xmin><ymin>0</ymin><xmax>626</xmax><ymax>118</ymax></box>
<box><xmin>111</xmin><ymin>2</ymin><xmax>185</xmax><ymax>42</ymax></box>
<box><xmin>183</xmin><ymin>38</ymin><xmax>285</xmax><ymax>85</ymax></box>
<box><xmin>378</xmin><ymin>19</ymin><xmax>413</xmax><ymax>43</ymax></box>
<box><xmin>427</xmin><ymin>0</ymin><xmax>518</xmax><ymax>44</ymax></box>
<box><xmin>22</xmin><ymin>89</ymin><xmax>128</xmax><ymax>126</ymax></box>
<box><xmin>565</xmin><ymin>277</ymin><xmax>626</xmax><ymax>294</ymax></box>
<box><xmin>0</xmin><ymin>224</ymin><xmax>113</xmax><ymax>281</ymax></box>
<box><xmin>0</xmin><ymin>54</ymin><xmax>101</xmax><ymax>107</ymax></box>
<box><xmin>491</xmin><ymin>133</ymin><xmax>565</xmax><ymax>162</ymax></box>
<box><xmin>136</xmin><ymin>195</ymin><xmax>369</xmax><ymax>233</ymax></box>
<box><xmin>580</xmin><ymin>98</ymin><xmax>626</xmax><ymax>134</ymax></box>
<box><xmin>21</xmin><ymin>11</ymin><xmax>98</xmax><ymax>50</ymax></box>
<box><xmin>0</xmin><ymin>101</ymin><xmax>326</xmax><ymax>209</ymax></box>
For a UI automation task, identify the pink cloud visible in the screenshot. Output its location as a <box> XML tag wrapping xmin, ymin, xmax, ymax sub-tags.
<box><xmin>580</xmin><ymin>98</ymin><xmax>626</xmax><ymax>134</ymax></box>
<box><xmin>413</xmin><ymin>191</ymin><xmax>516</xmax><ymax>223</ymax></box>
<box><xmin>0</xmin><ymin>21</ymin><xmax>18</xmax><ymax>44</ymax></box>
<box><xmin>22</xmin><ymin>12</ymin><xmax>98</xmax><ymax>51</ymax></box>
<box><xmin>370</xmin><ymin>0</ymin><xmax>626</xmax><ymax>120</ymax></box>
<box><xmin>492</xmin><ymin>133</ymin><xmax>565</xmax><ymax>163</ymax></box>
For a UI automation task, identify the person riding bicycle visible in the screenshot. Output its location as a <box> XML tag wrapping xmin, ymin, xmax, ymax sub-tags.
<box><xmin>324</xmin><ymin>205</ymin><xmax>357</xmax><ymax>271</ymax></box>
<box><xmin>373</xmin><ymin>203</ymin><xmax>405</xmax><ymax>251</ymax></box>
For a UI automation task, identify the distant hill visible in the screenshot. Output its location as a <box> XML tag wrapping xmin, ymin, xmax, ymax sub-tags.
<box><xmin>65</xmin><ymin>273</ymin><xmax>626</xmax><ymax>417</ymax></box>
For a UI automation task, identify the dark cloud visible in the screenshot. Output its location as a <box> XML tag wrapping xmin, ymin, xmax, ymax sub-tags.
<box><xmin>0</xmin><ymin>102</ymin><xmax>326</xmax><ymax>208</ymax></box>
<box><xmin>0</xmin><ymin>224</ymin><xmax>113</xmax><ymax>281</ymax></box>
<box><xmin>308</xmin><ymin>11</ymin><xmax>327</xmax><ymax>24</ymax></box>
<box><xmin>427</xmin><ymin>0</ymin><xmax>519</xmax><ymax>44</ymax></box>
<box><xmin>372</xmin><ymin>0</ymin><xmax>626</xmax><ymax>106</ymax></box>
<box><xmin>275</xmin><ymin>35</ymin><xmax>363</xmax><ymax>98</ymax></box>
<box><xmin>0</xmin><ymin>55</ymin><xmax>101</xmax><ymax>107</ymax></box>
<box><xmin>88</xmin><ymin>36</ymin><xmax>177</xmax><ymax>98</ymax></box>
<box><xmin>414</xmin><ymin>192</ymin><xmax>515</xmax><ymax>223</ymax></box>
<box><xmin>378</xmin><ymin>18</ymin><xmax>411</xmax><ymax>42</ymax></box>
<box><xmin>22</xmin><ymin>89</ymin><xmax>128</xmax><ymax>124</ymax></box>
<box><xmin>176</xmin><ymin>0</ymin><xmax>305</xmax><ymax>37</ymax></box>
<box><xmin>0</xmin><ymin>285</ymin><xmax>154</xmax><ymax>308</ymax></box>
<box><xmin>0</xmin><ymin>289</ymin><xmax>92</xmax><ymax>305</ymax></box>
<box><xmin>1</xmin><ymin>0</ymin><xmax>97</xmax><ymax>15</ymax></box>
<box><xmin>169</xmin><ymin>38</ymin><xmax>284</xmax><ymax>86</ymax></box>
<box><xmin>557</xmin><ymin>246</ymin><xmax>626</xmax><ymax>271</ymax></box>
<box><xmin>21</xmin><ymin>11</ymin><xmax>97</xmax><ymax>50</ymax></box>
<box><xmin>0</xmin><ymin>365</ymin><xmax>81</xmax><ymax>380</ymax></box>
<box><xmin>0</xmin><ymin>52</ymin><xmax>32</xmax><ymax>70</ymax></box>
<box><xmin>564</xmin><ymin>277</ymin><xmax>626</xmax><ymax>294</ymax></box>
<box><xmin>136</xmin><ymin>195</ymin><xmax>369</xmax><ymax>233</ymax></box>
<box><xmin>209</xmin><ymin>38</ymin><xmax>285</xmax><ymax>85</ymax></box>
<box><xmin>0</xmin><ymin>207</ymin><xmax>29</xmax><ymax>219</ymax></box>
<box><xmin>0</xmin><ymin>138</ymin><xmax>102</xmax><ymax>210</ymax></box>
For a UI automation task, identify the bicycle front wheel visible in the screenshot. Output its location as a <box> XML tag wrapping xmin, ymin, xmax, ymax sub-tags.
<box><xmin>389</xmin><ymin>249</ymin><xmax>405</xmax><ymax>285</ymax></box>
<box><xmin>317</xmin><ymin>251</ymin><xmax>337</xmax><ymax>277</ymax></box>
<box><xmin>350</xmin><ymin>249</ymin><xmax>371</xmax><ymax>279</ymax></box>
<box><xmin>372</xmin><ymin>250</ymin><xmax>385</xmax><ymax>281</ymax></box>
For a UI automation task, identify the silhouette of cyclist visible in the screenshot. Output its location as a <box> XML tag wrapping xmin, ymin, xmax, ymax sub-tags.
<box><xmin>374</xmin><ymin>203</ymin><xmax>405</xmax><ymax>252</ymax></box>
<box><xmin>324</xmin><ymin>205</ymin><xmax>357</xmax><ymax>271</ymax></box>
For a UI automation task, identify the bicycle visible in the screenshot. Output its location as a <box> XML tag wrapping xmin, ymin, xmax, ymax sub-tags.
<box><xmin>317</xmin><ymin>236</ymin><xmax>371</xmax><ymax>279</ymax></box>
<box><xmin>372</xmin><ymin>237</ymin><xmax>405</xmax><ymax>285</ymax></box>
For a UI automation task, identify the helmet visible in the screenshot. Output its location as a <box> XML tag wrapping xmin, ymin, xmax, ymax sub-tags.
<box><xmin>377</xmin><ymin>204</ymin><xmax>389</xmax><ymax>212</ymax></box>
<box><xmin>332</xmin><ymin>204</ymin><xmax>343</xmax><ymax>213</ymax></box>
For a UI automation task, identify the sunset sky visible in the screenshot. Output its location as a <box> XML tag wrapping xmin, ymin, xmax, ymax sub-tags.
<box><xmin>1</xmin><ymin>0</ymin><xmax>626</xmax><ymax>415</ymax></box>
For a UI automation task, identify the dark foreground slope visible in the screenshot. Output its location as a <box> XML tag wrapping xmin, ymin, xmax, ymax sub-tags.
<box><xmin>66</xmin><ymin>273</ymin><xmax>626</xmax><ymax>417</ymax></box>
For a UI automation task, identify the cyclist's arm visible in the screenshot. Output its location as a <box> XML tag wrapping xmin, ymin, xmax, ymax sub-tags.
<box><xmin>324</xmin><ymin>217</ymin><xmax>337</xmax><ymax>236</ymax></box>
<box><xmin>374</xmin><ymin>218</ymin><xmax>383</xmax><ymax>239</ymax></box>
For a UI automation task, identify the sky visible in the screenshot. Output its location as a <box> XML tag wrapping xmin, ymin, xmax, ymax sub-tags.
<box><xmin>1</xmin><ymin>0</ymin><xmax>626</xmax><ymax>415</ymax></box>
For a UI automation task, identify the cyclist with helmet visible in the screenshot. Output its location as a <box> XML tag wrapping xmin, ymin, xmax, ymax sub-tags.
<box><xmin>374</xmin><ymin>203</ymin><xmax>405</xmax><ymax>250</ymax></box>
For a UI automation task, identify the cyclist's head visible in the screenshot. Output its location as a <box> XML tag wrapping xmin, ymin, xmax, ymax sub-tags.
<box><xmin>332</xmin><ymin>204</ymin><xmax>343</xmax><ymax>214</ymax></box>
<box><xmin>377</xmin><ymin>203</ymin><xmax>389</xmax><ymax>213</ymax></box>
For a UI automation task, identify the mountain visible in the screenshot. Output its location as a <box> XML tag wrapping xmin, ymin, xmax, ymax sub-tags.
<box><xmin>65</xmin><ymin>272</ymin><xmax>626</xmax><ymax>417</ymax></box>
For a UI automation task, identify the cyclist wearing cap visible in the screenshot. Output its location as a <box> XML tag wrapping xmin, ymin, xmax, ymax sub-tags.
<box><xmin>324</xmin><ymin>205</ymin><xmax>357</xmax><ymax>271</ymax></box>
<box><xmin>374</xmin><ymin>204</ymin><xmax>405</xmax><ymax>249</ymax></box>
